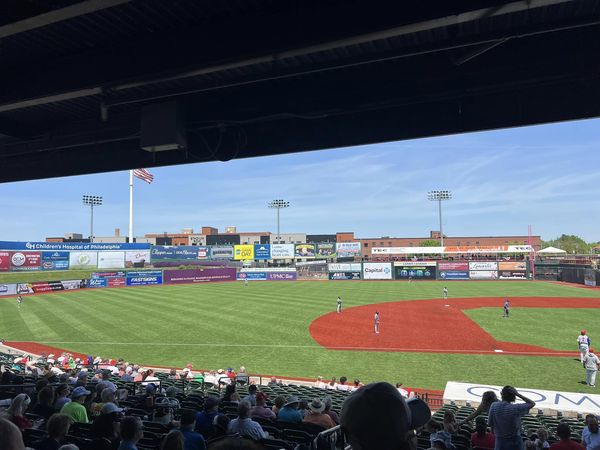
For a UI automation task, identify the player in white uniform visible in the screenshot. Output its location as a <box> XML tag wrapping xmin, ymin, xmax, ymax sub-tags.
<box><xmin>336</xmin><ymin>297</ymin><xmax>342</xmax><ymax>313</ymax></box>
<box><xmin>578</xmin><ymin>330</ymin><xmax>591</xmax><ymax>363</ymax></box>
<box><xmin>17</xmin><ymin>295</ymin><xmax>23</xmax><ymax>308</ymax></box>
<box><xmin>374</xmin><ymin>311</ymin><xmax>380</xmax><ymax>334</ymax></box>
<box><xmin>443</xmin><ymin>286</ymin><xmax>448</xmax><ymax>300</ymax></box>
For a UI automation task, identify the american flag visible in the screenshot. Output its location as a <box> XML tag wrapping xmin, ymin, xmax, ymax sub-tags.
<box><xmin>133</xmin><ymin>168</ymin><xmax>154</xmax><ymax>184</ymax></box>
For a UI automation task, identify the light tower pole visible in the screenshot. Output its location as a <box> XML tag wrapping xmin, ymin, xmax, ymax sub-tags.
<box><xmin>82</xmin><ymin>195</ymin><xmax>103</xmax><ymax>243</ymax></box>
<box><xmin>268</xmin><ymin>199</ymin><xmax>290</xmax><ymax>244</ymax></box>
<box><xmin>427</xmin><ymin>190</ymin><xmax>452</xmax><ymax>246</ymax></box>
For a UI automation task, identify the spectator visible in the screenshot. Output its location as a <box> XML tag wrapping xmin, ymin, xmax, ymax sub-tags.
<box><xmin>459</xmin><ymin>391</ymin><xmax>498</xmax><ymax>425</ymax></box>
<box><xmin>236</xmin><ymin>367</ymin><xmax>249</xmax><ymax>385</ymax></box>
<box><xmin>98</xmin><ymin>371</ymin><xmax>118</xmax><ymax>393</ymax></box>
<box><xmin>91</xmin><ymin>388</ymin><xmax>117</xmax><ymax>418</ymax></box>
<box><xmin>488</xmin><ymin>385</ymin><xmax>536</xmax><ymax>450</ymax></box>
<box><xmin>118</xmin><ymin>416</ymin><xmax>144</xmax><ymax>450</ymax></box>
<box><xmin>179</xmin><ymin>409</ymin><xmax>206</xmax><ymax>450</ymax></box>
<box><xmin>298</xmin><ymin>399</ymin><xmax>309</xmax><ymax>418</ymax></box>
<box><xmin>250</xmin><ymin>392</ymin><xmax>275</xmax><ymax>421</ymax></box>
<box><xmin>470</xmin><ymin>416</ymin><xmax>495</xmax><ymax>449</ymax></box>
<box><xmin>427</xmin><ymin>420</ymin><xmax>454</xmax><ymax>449</ymax></box>
<box><xmin>323</xmin><ymin>397</ymin><xmax>339</xmax><ymax>425</ymax></box>
<box><xmin>340</xmin><ymin>382</ymin><xmax>431</xmax><ymax>450</ymax></box>
<box><xmin>212</xmin><ymin>415</ymin><xmax>230</xmax><ymax>440</ymax></box>
<box><xmin>207</xmin><ymin>437</ymin><xmax>265</xmax><ymax>450</ymax></box>
<box><xmin>60</xmin><ymin>386</ymin><xmax>91</xmax><ymax>424</ymax></box>
<box><xmin>1</xmin><ymin>393</ymin><xmax>33</xmax><ymax>430</ymax></box>
<box><xmin>54</xmin><ymin>384</ymin><xmax>71</xmax><ymax>411</ymax></box>
<box><xmin>350</xmin><ymin>379</ymin><xmax>362</xmax><ymax>392</ymax></box>
<box><xmin>241</xmin><ymin>385</ymin><xmax>257</xmax><ymax>406</ymax></box>
<box><xmin>443</xmin><ymin>410</ymin><xmax>457</xmax><ymax>434</ymax></box>
<box><xmin>336</xmin><ymin>376</ymin><xmax>349</xmax><ymax>391</ymax></box>
<box><xmin>121</xmin><ymin>367</ymin><xmax>134</xmax><ymax>382</ymax></box>
<box><xmin>550</xmin><ymin>421</ymin><xmax>584</xmax><ymax>449</ymax></box>
<box><xmin>160</xmin><ymin>430</ymin><xmax>184</xmax><ymax>450</ymax></box>
<box><xmin>314</xmin><ymin>376</ymin><xmax>327</xmax><ymax>389</ymax></box>
<box><xmin>271</xmin><ymin>396</ymin><xmax>285</xmax><ymax>416</ymax></box>
<box><xmin>168</xmin><ymin>369</ymin><xmax>179</xmax><ymax>380</ymax></box>
<box><xmin>223</xmin><ymin>384</ymin><xmax>240</xmax><ymax>404</ymax></box>
<box><xmin>582</xmin><ymin>414</ymin><xmax>600</xmax><ymax>450</ymax></box>
<box><xmin>303</xmin><ymin>399</ymin><xmax>335</xmax><ymax>429</ymax></box>
<box><xmin>267</xmin><ymin>377</ymin><xmax>281</xmax><ymax>387</ymax></box>
<box><xmin>396</xmin><ymin>382</ymin><xmax>409</xmax><ymax>398</ymax></box>
<box><xmin>277</xmin><ymin>396</ymin><xmax>303</xmax><ymax>424</ymax></box>
<box><xmin>227</xmin><ymin>401</ymin><xmax>267</xmax><ymax>441</ymax></box>
<box><xmin>90</xmin><ymin>403</ymin><xmax>123</xmax><ymax>448</ymax></box>
<box><xmin>534</xmin><ymin>428</ymin><xmax>550</xmax><ymax>449</ymax></box>
<box><xmin>327</xmin><ymin>377</ymin><xmax>337</xmax><ymax>390</ymax></box>
<box><xmin>583</xmin><ymin>348</ymin><xmax>600</xmax><ymax>387</ymax></box>
<box><xmin>33</xmin><ymin>414</ymin><xmax>73</xmax><ymax>450</ymax></box>
<box><xmin>194</xmin><ymin>396</ymin><xmax>221</xmax><ymax>439</ymax></box>
<box><xmin>0</xmin><ymin>417</ymin><xmax>26</xmax><ymax>450</ymax></box>
<box><xmin>32</xmin><ymin>386</ymin><xmax>56</xmax><ymax>420</ymax></box>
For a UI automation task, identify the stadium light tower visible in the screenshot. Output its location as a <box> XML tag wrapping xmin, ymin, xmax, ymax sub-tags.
<box><xmin>427</xmin><ymin>190</ymin><xmax>452</xmax><ymax>246</ymax></box>
<box><xmin>82</xmin><ymin>195</ymin><xmax>103</xmax><ymax>243</ymax></box>
<box><xmin>268</xmin><ymin>199</ymin><xmax>290</xmax><ymax>244</ymax></box>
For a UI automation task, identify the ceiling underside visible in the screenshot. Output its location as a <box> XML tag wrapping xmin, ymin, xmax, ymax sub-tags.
<box><xmin>1</xmin><ymin>0</ymin><xmax>599</xmax><ymax>183</ymax></box>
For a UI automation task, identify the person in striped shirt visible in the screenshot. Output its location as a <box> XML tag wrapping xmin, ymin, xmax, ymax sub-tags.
<box><xmin>488</xmin><ymin>385</ymin><xmax>536</xmax><ymax>450</ymax></box>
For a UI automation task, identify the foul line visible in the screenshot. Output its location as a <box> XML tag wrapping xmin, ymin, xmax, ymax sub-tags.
<box><xmin>20</xmin><ymin>341</ymin><xmax>577</xmax><ymax>356</ymax></box>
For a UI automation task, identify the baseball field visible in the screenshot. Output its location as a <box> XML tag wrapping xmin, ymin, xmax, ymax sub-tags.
<box><xmin>1</xmin><ymin>280</ymin><xmax>599</xmax><ymax>393</ymax></box>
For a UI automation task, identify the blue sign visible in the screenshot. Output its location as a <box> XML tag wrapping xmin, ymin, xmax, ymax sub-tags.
<box><xmin>92</xmin><ymin>271</ymin><xmax>126</xmax><ymax>279</ymax></box>
<box><xmin>237</xmin><ymin>272</ymin><xmax>267</xmax><ymax>281</ymax></box>
<box><xmin>126</xmin><ymin>275</ymin><xmax>163</xmax><ymax>286</ymax></box>
<box><xmin>41</xmin><ymin>251</ymin><xmax>70</xmax><ymax>270</ymax></box>
<box><xmin>127</xmin><ymin>270</ymin><xmax>162</xmax><ymax>278</ymax></box>
<box><xmin>150</xmin><ymin>246</ymin><xmax>199</xmax><ymax>260</ymax></box>
<box><xmin>254</xmin><ymin>244</ymin><xmax>271</xmax><ymax>260</ymax></box>
<box><xmin>0</xmin><ymin>241</ymin><xmax>150</xmax><ymax>251</ymax></box>
<box><xmin>88</xmin><ymin>278</ymin><xmax>107</xmax><ymax>288</ymax></box>
<box><xmin>439</xmin><ymin>271</ymin><xmax>470</xmax><ymax>280</ymax></box>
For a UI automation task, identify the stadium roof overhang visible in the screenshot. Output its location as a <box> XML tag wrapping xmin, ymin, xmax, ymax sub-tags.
<box><xmin>1</xmin><ymin>0</ymin><xmax>599</xmax><ymax>183</ymax></box>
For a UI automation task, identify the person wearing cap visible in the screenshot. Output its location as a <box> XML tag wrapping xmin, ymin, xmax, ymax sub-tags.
<box><xmin>250</xmin><ymin>392</ymin><xmax>276</xmax><ymax>421</ymax></box>
<box><xmin>227</xmin><ymin>400</ymin><xmax>267</xmax><ymax>441</ymax></box>
<box><xmin>90</xmin><ymin>403</ymin><xmax>123</xmax><ymax>447</ymax></box>
<box><xmin>578</xmin><ymin>330</ymin><xmax>591</xmax><ymax>363</ymax></box>
<box><xmin>91</xmin><ymin>387</ymin><xmax>118</xmax><ymax>417</ymax></box>
<box><xmin>550</xmin><ymin>421</ymin><xmax>584</xmax><ymax>449</ymax></box>
<box><xmin>341</xmin><ymin>382</ymin><xmax>431</xmax><ymax>450</ymax></box>
<box><xmin>314</xmin><ymin>376</ymin><xmax>327</xmax><ymax>389</ymax></box>
<box><xmin>277</xmin><ymin>396</ymin><xmax>303</xmax><ymax>424</ymax></box>
<box><xmin>583</xmin><ymin>348</ymin><xmax>600</xmax><ymax>387</ymax></box>
<box><xmin>194</xmin><ymin>396</ymin><xmax>222</xmax><ymax>439</ymax></box>
<box><xmin>60</xmin><ymin>386</ymin><xmax>91</xmax><ymax>423</ymax></box>
<box><xmin>242</xmin><ymin>384</ymin><xmax>258</xmax><ymax>406</ymax></box>
<box><xmin>488</xmin><ymin>385</ymin><xmax>536</xmax><ymax>450</ymax></box>
<box><xmin>98</xmin><ymin>370</ymin><xmax>118</xmax><ymax>393</ymax></box>
<box><xmin>303</xmin><ymin>398</ymin><xmax>335</xmax><ymax>429</ymax></box>
<box><xmin>179</xmin><ymin>408</ymin><xmax>206</xmax><ymax>450</ymax></box>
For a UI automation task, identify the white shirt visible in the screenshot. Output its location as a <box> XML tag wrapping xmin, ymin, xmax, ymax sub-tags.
<box><xmin>579</xmin><ymin>335</ymin><xmax>590</xmax><ymax>346</ymax></box>
<box><xmin>397</xmin><ymin>387</ymin><xmax>409</xmax><ymax>398</ymax></box>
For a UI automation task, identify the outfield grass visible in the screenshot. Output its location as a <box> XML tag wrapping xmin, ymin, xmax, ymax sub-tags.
<box><xmin>1</xmin><ymin>280</ymin><xmax>599</xmax><ymax>392</ymax></box>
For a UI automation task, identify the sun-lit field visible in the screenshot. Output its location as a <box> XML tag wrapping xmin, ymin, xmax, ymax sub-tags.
<box><xmin>2</xmin><ymin>280</ymin><xmax>599</xmax><ymax>392</ymax></box>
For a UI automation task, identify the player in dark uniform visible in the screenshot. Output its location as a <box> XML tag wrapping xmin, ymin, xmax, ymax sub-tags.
<box><xmin>17</xmin><ymin>295</ymin><xmax>23</xmax><ymax>308</ymax></box>
<box><xmin>503</xmin><ymin>299</ymin><xmax>510</xmax><ymax>318</ymax></box>
<box><xmin>336</xmin><ymin>297</ymin><xmax>342</xmax><ymax>313</ymax></box>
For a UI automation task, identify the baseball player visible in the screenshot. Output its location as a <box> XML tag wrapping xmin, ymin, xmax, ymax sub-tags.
<box><xmin>16</xmin><ymin>295</ymin><xmax>23</xmax><ymax>308</ymax></box>
<box><xmin>336</xmin><ymin>297</ymin><xmax>342</xmax><ymax>313</ymax></box>
<box><xmin>443</xmin><ymin>286</ymin><xmax>448</xmax><ymax>301</ymax></box>
<box><xmin>374</xmin><ymin>311</ymin><xmax>380</xmax><ymax>334</ymax></box>
<box><xmin>503</xmin><ymin>299</ymin><xmax>510</xmax><ymax>318</ymax></box>
<box><xmin>578</xmin><ymin>330</ymin><xmax>591</xmax><ymax>363</ymax></box>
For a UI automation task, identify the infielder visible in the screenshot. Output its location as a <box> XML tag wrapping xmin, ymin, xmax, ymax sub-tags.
<box><xmin>374</xmin><ymin>311</ymin><xmax>380</xmax><ymax>334</ymax></box>
<box><xmin>443</xmin><ymin>286</ymin><xmax>448</xmax><ymax>301</ymax></box>
<box><xmin>503</xmin><ymin>299</ymin><xmax>510</xmax><ymax>318</ymax></box>
<box><xmin>336</xmin><ymin>297</ymin><xmax>342</xmax><ymax>313</ymax></box>
<box><xmin>578</xmin><ymin>330</ymin><xmax>591</xmax><ymax>363</ymax></box>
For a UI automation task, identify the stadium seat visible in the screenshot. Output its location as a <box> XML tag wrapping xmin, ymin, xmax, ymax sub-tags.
<box><xmin>259</xmin><ymin>437</ymin><xmax>296</xmax><ymax>450</ymax></box>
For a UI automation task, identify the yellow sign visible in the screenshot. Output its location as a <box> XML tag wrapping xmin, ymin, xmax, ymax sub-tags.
<box><xmin>234</xmin><ymin>245</ymin><xmax>254</xmax><ymax>260</ymax></box>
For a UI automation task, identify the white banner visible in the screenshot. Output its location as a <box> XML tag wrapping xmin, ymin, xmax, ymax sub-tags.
<box><xmin>469</xmin><ymin>261</ymin><xmax>498</xmax><ymax>271</ymax></box>
<box><xmin>125</xmin><ymin>250</ymin><xmax>150</xmax><ymax>266</ymax></box>
<box><xmin>61</xmin><ymin>280</ymin><xmax>83</xmax><ymax>290</ymax></box>
<box><xmin>0</xmin><ymin>284</ymin><xmax>17</xmax><ymax>296</ymax></box>
<box><xmin>328</xmin><ymin>263</ymin><xmax>362</xmax><ymax>272</ymax></box>
<box><xmin>393</xmin><ymin>261</ymin><xmax>437</xmax><ymax>267</ymax></box>
<box><xmin>336</xmin><ymin>242</ymin><xmax>362</xmax><ymax>256</ymax></box>
<box><xmin>362</xmin><ymin>262</ymin><xmax>392</xmax><ymax>280</ymax></box>
<box><xmin>69</xmin><ymin>251</ymin><xmax>98</xmax><ymax>269</ymax></box>
<box><xmin>373</xmin><ymin>246</ymin><xmax>534</xmax><ymax>255</ymax></box>
<box><xmin>372</xmin><ymin>247</ymin><xmax>444</xmax><ymax>255</ymax></box>
<box><xmin>444</xmin><ymin>381</ymin><xmax>600</xmax><ymax>415</ymax></box>
<box><xmin>469</xmin><ymin>270</ymin><xmax>498</xmax><ymax>279</ymax></box>
<box><xmin>270</xmin><ymin>244</ymin><xmax>295</xmax><ymax>259</ymax></box>
<box><xmin>97</xmin><ymin>251</ymin><xmax>125</xmax><ymax>269</ymax></box>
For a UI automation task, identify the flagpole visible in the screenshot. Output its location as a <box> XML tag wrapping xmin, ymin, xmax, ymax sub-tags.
<box><xmin>129</xmin><ymin>170</ymin><xmax>134</xmax><ymax>243</ymax></box>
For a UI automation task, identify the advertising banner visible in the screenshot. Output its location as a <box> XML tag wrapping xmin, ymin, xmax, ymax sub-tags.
<box><xmin>438</xmin><ymin>262</ymin><xmax>469</xmax><ymax>271</ymax></box>
<box><xmin>92</xmin><ymin>271</ymin><xmax>126</xmax><ymax>279</ymax></box>
<box><xmin>0</xmin><ymin>251</ymin><xmax>10</xmax><ymax>271</ymax></box>
<box><xmin>267</xmin><ymin>272</ymin><xmax>297</xmax><ymax>281</ymax></box>
<box><xmin>10</xmin><ymin>252</ymin><xmax>42</xmax><ymax>271</ymax></box>
<box><xmin>0</xmin><ymin>284</ymin><xmax>17</xmax><ymax>296</ymax></box>
<box><xmin>362</xmin><ymin>262</ymin><xmax>393</xmax><ymax>280</ymax></box>
<box><xmin>328</xmin><ymin>263</ymin><xmax>362</xmax><ymax>272</ymax></box>
<box><xmin>69</xmin><ymin>252</ymin><xmax>98</xmax><ymax>270</ymax></box>
<box><xmin>233</xmin><ymin>245</ymin><xmax>254</xmax><ymax>260</ymax></box>
<box><xmin>151</xmin><ymin>246</ymin><xmax>199</xmax><ymax>261</ymax></box>
<box><xmin>0</xmin><ymin>241</ymin><xmax>150</xmax><ymax>251</ymax></box>
<box><xmin>41</xmin><ymin>251</ymin><xmax>70</xmax><ymax>270</ymax></box>
<box><xmin>439</xmin><ymin>271</ymin><xmax>470</xmax><ymax>280</ymax></box>
<box><xmin>88</xmin><ymin>278</ymin><xmax>108</xmax><ymax>288</ymax></box>
<box><xmin>196</xmin><ymin>246</ymin><xmax>210</xmax><ymax>260</ymax></box>
<box><xmin>107</xmin><ymin>277</ymin><xmax>126</xmax><ymax>287</ymax></box>
<box><xmin>17</xmin><ymin>283</ymin><xmax>34</xmax><ymax>294</ymax></box>
<box><xmin>237</xmin><ymin>272</ymin><xmax>267</xmax><ymax>281</ymax></box>
<box><xmin>499</xmin><ymin>270</ymin><xmax>527</xmax><ymax>280</ymax></box>
<box><xmin>254</xmin><ymin>244</ymin><xmax>271</xmax><ymax>260</ymax></box>
<box><xmin>329</xmin><ymin>271</ymin><xmax>361</xmax><ymax>280</ymax></box>
<box><xmin>163</xmin><ymin>268</ymin><xmax>237</xmax><ymax>284</ymax></box>
<box><xmin>126</xmin><ymin>270</ymin><xmax>163</xmax><ymax>286</ymax></box>
<box><xmin>498</xmin><ymin>261</ymin><xmax>527</xmax><ymax>271</ymax></box>
<box><xmin>30</xmin><ymin>281</ymin><xmax>64</xmax><ymax>293</ymax></box>
<box><xmin>469</xmin><ymin>270</ymin><xmax>498</xmax><ymax>279</ymax></box>
<box><xmin>125</xmin><ymin>250</ymin><xmax>151</xmax><ymax>268</ymax></box>
<box><xmin>316</xmin><ymin>243</ymin><xmax>336</xmax><ymax>259</ymax></box>
<box><xmin>270</xmin><ymin>244</ymin><xmax>295</xmax><ymax>259</ymax></box>
<box><xmin>394</xmin><ymin>264</ymin><xmax>436</xmax><ymax>280</ymax></box>
<box><xmin>295</xmin><ymin>244</ymin><xmax>315</xmax><ymax>258</ymax></box>
<box><xmin>97</xmin><ymin>251</ymin><xmax>125</xmax><ymax>269</ymax></box>
<box><xmin>61</xmin><ymin>280</ymin><xmax>83</xmax><ymax>290</ymax></box>
<box><xmin>444</xmin><ymin>381</ymin><xmax>600</xmax><ymax>415</ymax></box>
<box><xmin>211</xmin><ymin>246</ymin><xmax>234</xmax><ymax>259</ymax></box>
<box><xmin>336</xmin><ymin>242</ymin><xmax>362</xmax><ymax>257</ymax></box>
<box><xmin>393</xmin><ymin>261</ymin><xmax>437</xmax><ymax>267</ymax></box>
<box><xmin>469</xmin><ymin>261</ymin><xmax>498</xmax><ymax>271</ymax></box>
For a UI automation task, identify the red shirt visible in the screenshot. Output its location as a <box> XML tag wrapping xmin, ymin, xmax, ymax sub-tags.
<box><xmin>471</xmin><ymin>431</ymin><xmax>495</xmax><ymax>449</ymax></box>
<box><xmin>549</xmin><ymin>441</ymin><xmax>585</xmax><ymax>450</ymax></box>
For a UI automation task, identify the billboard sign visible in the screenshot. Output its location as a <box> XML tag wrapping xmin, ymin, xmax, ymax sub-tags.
<box><xmin>469</xmin><ymin>261</ymin><xmax>498</xmax><ymax>271</ymax></box>
<box><xmin>295</xmin><ymin>244</ymin><xmax>315</xmax><ymax>258</ymax></box>
<box><xmin>88</xmin><ymin>278</ymin><xmax>108</xmax><ymax>288</ymax></box>
<box><xmin>469</xmin><ymin>270</ymin><xmax>498</xmax><ymax>279</ymax></box>
<box><xmin>271</xmin><ymin>244</ymin><xmax>295</xmax><ymax>259</ymax></box>
<box><xmin>151</xmin><ymin>246</ymin><xmax>199</xmax><ymax>261</ymax></box>
<box><xmin>126</xmin><ymin>271</ymin><xmax>163</xmax><ymax>286</ymax></box>
<box><xmin>316</xmin><ymin>243</ymin><xmax>336</xmax><ymax>259</ymax></box>
<box><xmin>125</xmin><ymin>250</ymin><xmax>151</xmax><ymax>268</ymax></box>
<box><xmin>108</xmin><ymin>277</ymin><xmax>127</xmax><ymax>287</ymax></box>
<box><xmin>30</xmin><ymin>281</ymin><xmax>65</xmax><ymax>293</ymax></box>
<box><xmin>439</xmin><ymin>271</ymin><xmax>470</xmax><ymax>280</ymax></box>
<box><xmin>61</xmin><ymin>280</ymin><xmax>84</xmax><ymax>290</ymax></box>
<box><xmin>92</xmin><ymin>271</ymin><xmax>126</xmax><ymax>279</ymax></box>
<box><xmin>362</xmin><ymin>262</ymin><xmax>393</xmax><ymax>280</ymax></box>
<box><xmin>0</xmin><ymin>241</ymin><xmax>150</xmax><ymax>251</ymax></box>
<box><xmin>336</xmin><ymin>242</ymin><xmax>362</xmax><ymax>257</ymax></box>
<box><xmin>41</xmin><ymin>251</ymin><xmax>70</xmax><ymax>270</ymax></box>
<box><xmin>196</xmin><ymin>246</ymin><xmax>210</xmax><ymax>260</ymax></box>
<box><xmin>0</xmin><ymin>251</ymin><xmax>10</xmax><ymax>271</ymax></box>
<box><xmin>438</xmin><ymin>262</ymin><xmax>469</xmax><ymax>271</ymax></box>
<box><xmin>328</xmin><ymin>263</ymin><xmax>362</xmax><ymax>272</ymax></box>
<box><xmin>10</xmin><ymin>252</ymin><xmax>42</xmax><ymax>271</ymax></box>
<box><xmin>329</xmin><ymin>271</ymin><xmax>361</xmax><ymax>280</ymax></box>
<box><xmin>69</xmin><ymin>251</ymin><xmax>98</xmax><ymax>269</ymax></box>
<box><xmin>233</xmin><ymin>245</ymin><xmax>254</xmax><ymax>260</ymax></box>
<box><xmin>267</xmin><ymin>272</ymin><xmax>297</xmax><ymax>281</ymax></box>
<box><xmin>163</xmin><ymin>268</ymin><xmax>237</xmax><ymax>284</ymax></box>
<box><xmin>211</xmin><ymin>246</ymin><xmax>234</xmax><ymax>259</ymax></box>
<box><xmin>499</xmin><ymin>270</ymin><xmax>527</xmax><ymax>280</ymax></box>
<box><xmin>0</xmin><ymin>284</ymin><xmax>17</xmax><ymax>296</ymax></box>
<box><xmin>254</xmin><ymin>244</ymin><xmax>271</xmax><ymax>260</ymax></box>
<box><xmin>97</xmin><ymin>251</ymin><xmax>125</xmax><ymax>269</ymax></box>
<box><xmin>16</xmin><ymin>283</ymin><xmax>34</xmax><ymax>294</ymax></box>
<box><xmin>394</xmin><ymin>264</ymin><xmax>436</xmax><ymax>280</ymax></box>
<box><xmin>498</xmin><ymin>261</ymin><xmax>527</xmax><ymax>271</ymax></box>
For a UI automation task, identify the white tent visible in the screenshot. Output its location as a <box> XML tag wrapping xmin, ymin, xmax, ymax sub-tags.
<box><xmin>537</xmin><ymin>246</ymin><xmax>567</xmax><ymax>254</ymax></box>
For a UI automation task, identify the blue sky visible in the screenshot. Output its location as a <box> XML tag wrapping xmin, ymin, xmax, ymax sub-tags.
<box><xmin>1</xmin><ymin>118</ymin><xmax>599</xmax><ymax>242</ymax></box>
